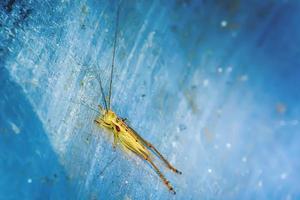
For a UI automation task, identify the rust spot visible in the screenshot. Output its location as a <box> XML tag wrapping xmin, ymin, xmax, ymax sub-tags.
<box><xmin>276</xmin><ymin>103</ymin><xmax>286</xmax><ymax>114</ymax></box>
<box><xmin>115</xmin><ymin>125</ymin><xmax>120</xmax><ymax>132</ymax></box>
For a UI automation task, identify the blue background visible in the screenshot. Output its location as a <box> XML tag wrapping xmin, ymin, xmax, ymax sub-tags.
<box><xmin>1</xmin><ymin>0</ymin><xmax>300</xmax><ymax>199</ymax></box>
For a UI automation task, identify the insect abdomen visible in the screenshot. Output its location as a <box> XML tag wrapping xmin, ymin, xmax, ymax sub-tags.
<box><xmin>117</xmin><ymin>127</ymin><xmax>150</xmax><ymax>159</ymax></box>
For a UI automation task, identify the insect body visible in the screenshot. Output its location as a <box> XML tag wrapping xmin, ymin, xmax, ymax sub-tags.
<box><xmin>81</xmin><ymin>2</ymin><xmax>182</xmax><ymax>194</ymax></box>
<box><xmin>94</xmin><ymin>108</ymin><xmax>182</xmax><ymax>194</ymax></box>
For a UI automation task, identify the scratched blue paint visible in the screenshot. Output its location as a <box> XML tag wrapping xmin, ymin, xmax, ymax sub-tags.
<box><xmin>1</xmin><ymin>0</ymin><xmax>300</xmax><ymax>199</ymax></box>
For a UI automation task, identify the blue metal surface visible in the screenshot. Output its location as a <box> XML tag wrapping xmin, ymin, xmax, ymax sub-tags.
<box><xmin>1</xmin><ymin>0</ymin><xmax>300</xmax><ymax>199</ymax></box>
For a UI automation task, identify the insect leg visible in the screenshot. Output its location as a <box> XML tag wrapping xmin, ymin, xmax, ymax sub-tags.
<box><xmin>94</xmin><ymin>119</ymin><xmax>101</xmax><ymax>125</ymax></box>
<box><xmin>128</xmin><ymin>126</ymin><xmax>182</xmax><ymax>174</ymax></box>
<box><xmin>112</xmin><ymin>132</ymin><xmax>118</xmax><ymax>150</ymax></box>
<box><xmin>145</xmin><ymin>142</ymin><xmax>182</xmax><ymax>174</ymax></box>
<box><xmin>146</xmin><ymin>157</ymin><xmax>176</xmax><ymax>195</ymax></box>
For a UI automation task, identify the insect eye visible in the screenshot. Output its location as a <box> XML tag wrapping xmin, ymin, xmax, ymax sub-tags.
<box><xmin>115</xmin><ymin>125</ymin><xmax>120</xmax><ymax>132</ymax></box>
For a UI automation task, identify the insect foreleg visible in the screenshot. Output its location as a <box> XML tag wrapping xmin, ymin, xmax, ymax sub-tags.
<box><xmin>113</xmin><ymin>132</ymin><xmax>118</xmax><ymax>150</ymax></box>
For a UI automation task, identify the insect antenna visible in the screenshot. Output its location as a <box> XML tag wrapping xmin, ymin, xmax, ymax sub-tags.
<box><xmin>108</xmin><ymin>2</ymin><xmax>121</xmax><ymax>109</ymax></box>
<box><xmin>70</xmin><ymin>53</ymin><xmax>109</xmax><ymax>111</ymax></box>
<box><xmin>69</xmin><ymin>98</ymin><xmax>101</xmax><ymax>115</ymax></box>
<box><xmin>94</xmin><ymin>63</ymin><xmax>109</xmax><ymax>111</ymax></box>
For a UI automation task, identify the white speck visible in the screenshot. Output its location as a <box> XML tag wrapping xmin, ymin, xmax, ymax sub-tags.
<box><xmin>239</xmin><ymin>75</ymin><xmax>248</xmax><ymax>82</ymax></box>
<box><xmin>27</xmin><ymin>178</ymin><xmax>32</xmax><ymax>183</ymax></box>
<box><xmin>208</xmin><ymin>169</ymin><xmax>212</xmax><ymax>173</ymax></box>
<box><xmin>258</xmin><ymin>180</ymin><xmax>263</xmax><ymax>187</ymax></box>
<box><xmin>242</xmin><ymin>156</ymin><xmax>247</xmax><ymax>163</ymax></box>
<box><xmin>125</xmin><ymin>180</ymin><xmax>129</xmax><ymax>184</ymax></box>
<box><xmin>220</xmin><ymin>20</ymin><xmax>227</xmax><ymax>27</ymax></box>
<box><xmin>279</xmin><ymin>120</ymin><xmax>287</xmax><ymax>126</ymax></box>
<box><xmin>291</xmin><ymin>120</ymin><xmax>298</xmax><ymax>125</ymax></box>
<box><xmin>280</xmin><ymin>173</ymin><xmax>287</xmax><ymax>180</ymax></box>
<box><xmin>217</xmin><ymin>67</ymin><xmax>223</xmax><ymax>73</ymax></box>
<box><xmin>105</xmin><ymin>28</ymin><xmax>109</xmax><ymax>33</ymax></box>
<box><xmin>31</xmin><ymin>78</ymin><xmax>38</xmax><ymax>86</ymax></box>
<box><xmin>172</xmin><ymin>141</ymin><xmax>178</xmax><ymax>148</ymax></box>
<box><xmin>10</xmin><ymin>122</ymin><xmax>20</xmax><ymax>134</ymax></box>
<box><xmin>203</xmin><ymin>79</ymin><xmax>209</xmax><ymax>87</ymax></box>
<box><xmin>227</xmin><ymin>66</ymin><xmax>233</xmax><ymax>73</ymax></box>
<box><xmin>226</xmin><ymin>143</ymin><xmax>231</xmax><ymax>149</ymax></box>
<box><xmin>7</xmin><ymin>47</ymin><xmax>13</xmax><ymax>53</ymax></box>
<box><xmin>146</xmin><ymin>31</ymin><xmax>155</xmax><ymax>48</ymax></box>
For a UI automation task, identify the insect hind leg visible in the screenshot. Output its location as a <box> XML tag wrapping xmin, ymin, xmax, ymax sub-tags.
<box><xmin>146</xmin><ymin>157</ymin><xmax>176</xmax><ymax>195</ymax></box>
<box><xmin>146</xmin><ymin>142</ymin><xmax>182</xmax><ymax>175</ymax></box>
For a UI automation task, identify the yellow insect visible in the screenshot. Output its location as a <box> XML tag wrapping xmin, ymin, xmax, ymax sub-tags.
<box><xmin>83</xmin><ymin>3</ymin><xmax>182</xmax><ymax>194</ymax></box>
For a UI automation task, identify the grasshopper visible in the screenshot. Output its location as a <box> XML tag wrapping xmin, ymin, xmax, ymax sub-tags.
<box><xmin>85</xmin><ymin>2</ymin><xmax>182</xmax><ymax>194</ymax></box>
